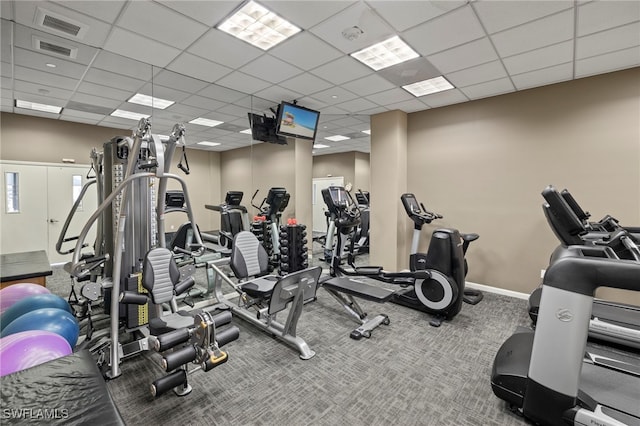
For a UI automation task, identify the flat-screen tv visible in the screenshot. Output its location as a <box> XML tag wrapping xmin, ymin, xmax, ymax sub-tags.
<box><xmin>247</xmin><ymin>113</ymin><xmax>287</xmax><ymax>145</ymax></box>
<box><xmin>275</xmin><ymin>101</ymin><xmax>320</xmax><ymax>141</ymax></box>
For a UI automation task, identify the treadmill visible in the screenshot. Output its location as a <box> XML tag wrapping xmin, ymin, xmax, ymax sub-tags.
<box><xmin>529</xmin><ymin>186</ymin><xmax>640</xmax><ymax>349</ymax></box>
<box><xmin>492</xmin><ymin>245</ymin><xmax>640</xmax><ymax>426</ymax></box>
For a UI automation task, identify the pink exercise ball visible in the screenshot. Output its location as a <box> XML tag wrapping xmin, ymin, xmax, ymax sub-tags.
<box><xmin>0</xmin><ymin>330</ymin><xmax>72</xmax><ymax>377</ymax></box>
<box><xmin>0</xmin><ymin>283</ymin><xmax>51</xmax><ymax>315</ymax></box>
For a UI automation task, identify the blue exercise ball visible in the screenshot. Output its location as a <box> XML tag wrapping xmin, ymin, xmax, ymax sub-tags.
<box><xmin>0</xmin><ymin>294</ymin><xmax>72</xmax><ymax>332</ymax></box>
<box><xmin>1</xmin><ymin>308</ymin><xmax>80</xmax><ymax>348</ymax></box>
<box><xmin>0</xmin><ymin>283</ymin><xmax>51</xmax><ymax>315</ymax></box>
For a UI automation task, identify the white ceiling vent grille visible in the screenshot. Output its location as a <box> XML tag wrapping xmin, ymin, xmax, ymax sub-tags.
<box><xmin>34</xmin><ymin>7</ymin><xmax>88</xmax><ymax>40</ymax></box>
<box><xmin>32</xmin><ymin>36</ymin><xmax>78</xmax><ymax>59</ymax></box>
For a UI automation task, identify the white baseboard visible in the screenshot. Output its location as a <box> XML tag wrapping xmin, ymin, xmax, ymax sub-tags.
<box><xmin>466</xmin><ymin>281</ymin><xmax>529</xmax><ymax>300</ymax></box>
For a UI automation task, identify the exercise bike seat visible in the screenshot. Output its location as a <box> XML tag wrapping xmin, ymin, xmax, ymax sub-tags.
<box><xmin>461</xmin><ymin>233</ymin><xmax>479</xmax><ymax>243</ymax></box>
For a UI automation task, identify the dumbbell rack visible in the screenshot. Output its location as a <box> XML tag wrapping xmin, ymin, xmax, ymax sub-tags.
<box><xmin>250</xmin><ymin>215</ymin><xmax>276</xmax><ymax>272</ymax></box>
<box><xmin>279</xmin><ymin>220</ymin><xmax>309</xmax><ymax>275</ymax></box>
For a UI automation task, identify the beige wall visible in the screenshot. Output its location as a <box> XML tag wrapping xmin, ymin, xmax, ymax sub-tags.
<box><xmin>354</xmin><ymin>152</ymin><xmax>370</xmax><ymax>192</ymax></box>
<box><xmin>405</xmin><ymin>68</ymin><xmax>640</xmax><ymax>302</ymax></box>
<box><xmin>0</xmin><ymin>112</ymin><xmax>221</xmax><ymax>234</ymax></box>
<box><xmin>312</xmin><ymin>152</ymin><xmax>356</xmax><ymax>187</ymax></box>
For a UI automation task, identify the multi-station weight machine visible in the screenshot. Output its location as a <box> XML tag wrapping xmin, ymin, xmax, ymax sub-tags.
<box><xmin>65</xmin><ymin>118</ymin><xmax>238</xmax><ymax>396</ymax></box>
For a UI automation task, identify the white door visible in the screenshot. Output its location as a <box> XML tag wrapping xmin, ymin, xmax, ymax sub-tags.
<box><xmin>0</xmin><ymin>162</ymin><xmax>97</xmax><ymax>264</ymax></box>
<box><xmin>312</xmin><ymin>176</ymin><xmax>344</xmax><ymax>233</ymax></box>
<box><xmin>46</xmin><ymin>165</ymin><xmax>98</xmax><ymax>264</ymax></box>
<box><xmin>0</xmin><ymin>163</ymin><xmax>48</xmax><ymax>255</ymax></box>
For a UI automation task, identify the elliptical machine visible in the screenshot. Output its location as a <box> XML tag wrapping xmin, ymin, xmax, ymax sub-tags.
<box><xmin>400</xmin><ymin>194</ymin><xmax>483</xmax><ymax>310</ymax></box>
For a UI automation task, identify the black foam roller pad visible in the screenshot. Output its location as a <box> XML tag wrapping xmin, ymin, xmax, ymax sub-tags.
<box><xmin>162</xmin><ymin>346</ymin><xmax>197</xmax><ymax>372</ymax></box>
<box><xmin>151</xmin><ymin>370</ymin><xmax>187</xmax><ymax>397</ymax></box>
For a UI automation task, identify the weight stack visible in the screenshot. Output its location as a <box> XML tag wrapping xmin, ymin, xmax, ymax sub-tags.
<box><xmin>279</xmin><ymin>220</ymin><xmax>309</xmax><ymax>275</ymax></box>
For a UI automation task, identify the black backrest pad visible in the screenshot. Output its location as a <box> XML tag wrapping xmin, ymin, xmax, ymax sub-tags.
<box><xmin>560</xmin><ymin>189</ymin><xmax>590</xmax><ymax>221</ymax></box>
<box><xmin>268</xmin><ymin>266</ymin><xmax>322</xmax><ymax>315</ymax></box>
<box><xmin>541</xmin><ymin>186</ymin><xmax>586</xmax><ymax>242</ymax></box>
<box><xmin>231</xmin><ymin>231</ymin><xmax>270</xmax><ymax>279</ymax></box>
<box><xmin>143</xmin><ymin>247</ymin><xmax>181</xmax><ymax>304</ymax></box>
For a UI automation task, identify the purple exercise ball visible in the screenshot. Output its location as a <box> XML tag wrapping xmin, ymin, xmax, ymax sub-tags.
<box><xmin>0</xmin><ymin>330</ymin><xmax>72</xmax><ymax>376</ymax></box>
<box><xmin>0</xmin><ymin>283</ymin><xmax>51</xmax><ymax>315</ymax></box>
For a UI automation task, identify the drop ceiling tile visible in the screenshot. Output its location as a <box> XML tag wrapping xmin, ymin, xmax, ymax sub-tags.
<box><xmin>187</xmin><ymin>29</ymin><xmax>263</xmax><ymax>70</ymax></box>
<box><xmin>253</xmin><ymin>85</ymin><xmax>303</xmax><ymax>105</ymax></box>
<box><xmin>458</xmin><ymin>77</ymin><xmax>515</xmax><ymax>100</ymax></box>
<box><xmin>359</xmin><ymin>105</ymin><xmax>389</xmax><ymax>115</ymax></box>
<box><xmin>278</xmin><ymin>73</ymin><xmax>333</xmax><ymax>96</ymax></box>
<box><xmin>491</xmin><ymin>10</ymin><xmax>574</xmax><ymax>57</ymax></box>
<box><xmin>371</xmin><ymin>1</ymin><xmax>465</xmax><ymax>32</ymax></box>
<box><xmin>83</xmin><ymin>68</ymin><xmax>146</xmax><ymax>92</ymax></box>
<box><xmin>511</xmin><ymin>62</ymin><xmax>573</xmax><ymax>90</ymax></box>
<box><xmin>379</xmin><ymin>98</ymin><xmax>427</xmax><ymax>113</ymax></box>
<box><xmin>1</xmin><ymin>62</ymin><xmax>12</xmax><ymax>79</ymax></box>
<box><xmin>215</xmin><ymin>103</ymin><xmax>251</xmax><ymax>119</ymax></box>
<box><xmin>503</xmin><ymin>41</ymin><xmax>573</xmax><ymax>76</ymax></box>
<box><xmin>13</xmin><ymin>80</ymin><xmax>72</xmax><ymax>100</ymax></box>
<box><xmin>181</xmin><ymin>95</ymin><xmax>226</xmax><ymax>111</ymax></box>
<box><xmin>152</xmin><ymin>69</ymin><xmax>209</xmax><ymax>94</ymax></box>
<box><xmin>340</xmin><ymin>73</ymin><xmax>395</xmax><ymax>97</ymax></box>
<box><xmin>135</xmin><ymin>83</ymin><xmax>191</xmax><ymax>104</ymax></box>
<box><xmin>403</xmin><ymin>5</ymin><xmax>485</xmax><ymax>56</ymax></box>
<box><xmin>366</xmin><ymin>87</ymin><xmax>414</xmax><ymax>105</ymax></box>
<box><xmin>14</xmin><ymin>65</ymin><xmax>79</xmax><ymax>90</ymax></box>
<box><xmin>427</xmin><ymin>37</ymin><xmax>499</xmax><ymax>74</ymax></box>
<box><xmin>240</xmin><ymin>55</ymin><xmax>303</xmax><ymax>84</ymax></box>
<box><xmin>446</xmin><ymin>60</ymin><xmax>507</xmax><ymax>88</ymax></box>
<box><xmin>473</xmin><ymin>0</ymin><xmax>573</xmax><ymax>34</ymax></box>
<box><xmin>12</xmin><ymin>90</ymin><xmax>65</xmax><ymax>107</ymax></box>
<box><xmin>51</xmin><ymin>0</ymin><xmax>126</xmax><ymax>24</ymax></box>
<box><xmin>70</xmin><ymin>91</ymin><xmax>123</xmax><ymax>109</ymax></box>
<box><xmin>99</xmin><ymin>116</ymin><xmax>140</xmax><ymax>129</ymax></box>
<box><xmin>60</xmin><ymin>108</ymin><xmax>107</xmax><ymax>121</ymax></box>
<box><xmin>198</xmin><ymin>84</ymin><xmax>247</xmax><ymax>104</ymax></box>
<box><xmin>269</xmin><ymin>32</ymin><xmax>343</xmax><ymax>71</ymax></box>
<box><xmin>1</xmin><ymin>76</ymin><xmax>11</xmax><ymax>89</ymax></box>
<box><xmin>92</xmin><ymin>50</ymin><xmax>154</xmax><ymax>81</ymax></box>
<box><xmin>216</xmin><ymin>71</ymin><xmax>271</xmax><ymax>95</ymax></box>
<box><xmin>116</xmin><ymin>1</ymin><xmax>208</xmax><ymax>50</ymax></box>
<box><xmin>164</xmin><ymin>102</ymin><xmax>208</xmax><ymax>118</ymax></box>
<box><xmin>308</xmin><ymin>2</ymin><xmax>395</xmax><ymax>54</ymax></box>
<box><xmin>331</xmin><ymin>115</ymin><xmax>369</xmax><ymax>128</ymax></box>
<box><xmin>334</xmin><ymin>97</ymin><xmax>378</xmax><ymax>113</ymax></box>
<box><xmin>157</xmin><ymin>0</ymin><xmax>238</xmax><ymax>26</ymax></box>
<box><xmin>263</xmin><ymin>1</ymin><xmax>356</xmax><ymax>30</ymax></box>
<box><xmin>576</xmin><ymin>22</ymin><xmax>640</xmax><ymax>60</ymax></box>
<box><xmin>421</xmin><ymin>88</ymin><xmax>468</xmax><ymax>108</ymax></box>
<box><xmin>103</xmin><ymin>27</ymin><xmax>181</xmax><ymax>68</ymax></box>
<box><xmin>577</xmin><ymin>0</ymin><xmax>640</xmax><ymax>37</ymax></box>
<box><xmin>14</xmin><ymin>46</ymin><xmax>87</xmax><ymax>77</ymax></box>
<box><xmin>1</xmin><ymin>23</ymin><xmax>11</xmax><ymax>63</ymax></box>
<box><xmin>1</xmin><ymin>1</ymin><xmax>13</xmax><ymax>19</ymax></box>
<box><xmin>575</xmin><ymin>46</ymin><xmax>640</xmax><ymax>78</ymax></box>
<box><xmin>76</xmin><ymin>81</ymin><xmax>131</xmax><ymax>101</ymax></box>
<box><xmin>13</xmin><ymin>108</ymin><xmax>60</xmax><ymax>119</ymax></box>
<box><xmin>311</xmin><ymin>86</ymin><xmax>360</xmax><ymax>105</ymax></box>
<box><xmin>310</xmin><ymin>56</ymin><xmax>372</xmax><ymax>86</ymax></box>
<box><xmin>233</xmin><ymin>95</ymin><xmax>275</xmax><ymax>111</ymax></box>
<box><xmin>13</xmin><ymin>1</ymin><xmax>113</xmax><ymax>47</ymax></box>
<box><xmin>167</xmin><ymin>53</ymin><xmax>233</xmax><ymax>83</ymax></box>
<box><xmin>58</xmin><ymin>114</ymin><xmax>101</xmax><ymax>126</ymax></box>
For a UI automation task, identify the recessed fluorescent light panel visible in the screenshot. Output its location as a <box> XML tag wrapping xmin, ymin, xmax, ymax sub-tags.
<box><xmin>197</xmin><ymin>141</ymin><xmax>221</xmax><ymax>147</ymax></box>
<box><xmin>217</xmin><ymin>0</ymin><xmax>301</xmax><ymax>50</ymax></box>
<box><xmin>351</xmin><ymin>36</ymin><xmax>419</xmax><ymax>71</ymax></box>
<box><xmin>111</xmin><ymin>109</ymin><xmax>150</xmax><ymax>121</ymax></box>
<box><xmin>15</xmin><ymin>100</ymin><xmax>62</xmax><ymax>114</ymax></box>
<box><xmin>403</xmin><ymin>76</ymin><xmax>454</xmax><ymax>97</ymax></box>
<box><xmin>324</xmin><ymin>135</ymin><xmax>350</xmax><ymax>142</ymax></box>
<box><xmin>362</xmin><ymin>129</ymin><xmax>371</xmax><ymax>135</ymax></box>
<box><xmin>313</xmin><ymin>143</ymin><xmax>329</xmax><ymax>148</ymax></box>
<box><xmin>128</xmin><ymin>93</ymin><xmax>174</xmax><ymax>109</ymax></box>
<box><xmin>240</xmin><ymin>128</ymin><xmax>252</xmax><ymax>134</ymax></box>
<box><xmin>189</xmin><ymin>117</ymin><xmax>224</xmax><ymax>127</ymax></box>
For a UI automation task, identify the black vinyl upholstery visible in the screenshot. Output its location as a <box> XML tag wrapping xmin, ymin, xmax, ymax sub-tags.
<box><xmin>230</xmin><ymin>231</ymin><xmax>277</xmax><ymax>299</ymax></box>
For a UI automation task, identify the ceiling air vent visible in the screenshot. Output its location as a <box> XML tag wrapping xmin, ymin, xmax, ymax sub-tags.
<box><xmin>32</xmin><ymin>36</ymin><xmax>78</xmax><ymax>59</ymax></box>
<box><xmin>34</xmin><ymin>7</ymin><xmax>88</xmax><ymax>40</ymax></box>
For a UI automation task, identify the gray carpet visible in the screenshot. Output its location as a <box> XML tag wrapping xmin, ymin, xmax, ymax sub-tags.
<box><xmin>44</xmin><ymin>250</ymin><xmax>532</xmax><ymax>426</ymax></box>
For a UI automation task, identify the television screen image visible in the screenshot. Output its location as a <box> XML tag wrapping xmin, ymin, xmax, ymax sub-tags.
<box><xmin>276</xmin><ymin>102</ymin><xmax>320</xmax><ymax>141</ymax></box>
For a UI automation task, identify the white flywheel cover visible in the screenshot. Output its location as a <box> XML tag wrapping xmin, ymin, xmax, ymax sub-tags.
<box><xmin>414</xmin><ymin>270</ymin><xmax>455</xmax><ymax>311</ymax></box>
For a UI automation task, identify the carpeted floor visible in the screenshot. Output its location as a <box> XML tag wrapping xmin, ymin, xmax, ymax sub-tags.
<box><xmin>43</xmin><ymin>247</ymin><xmax>532</xmax><ymax>426</ymax></box>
